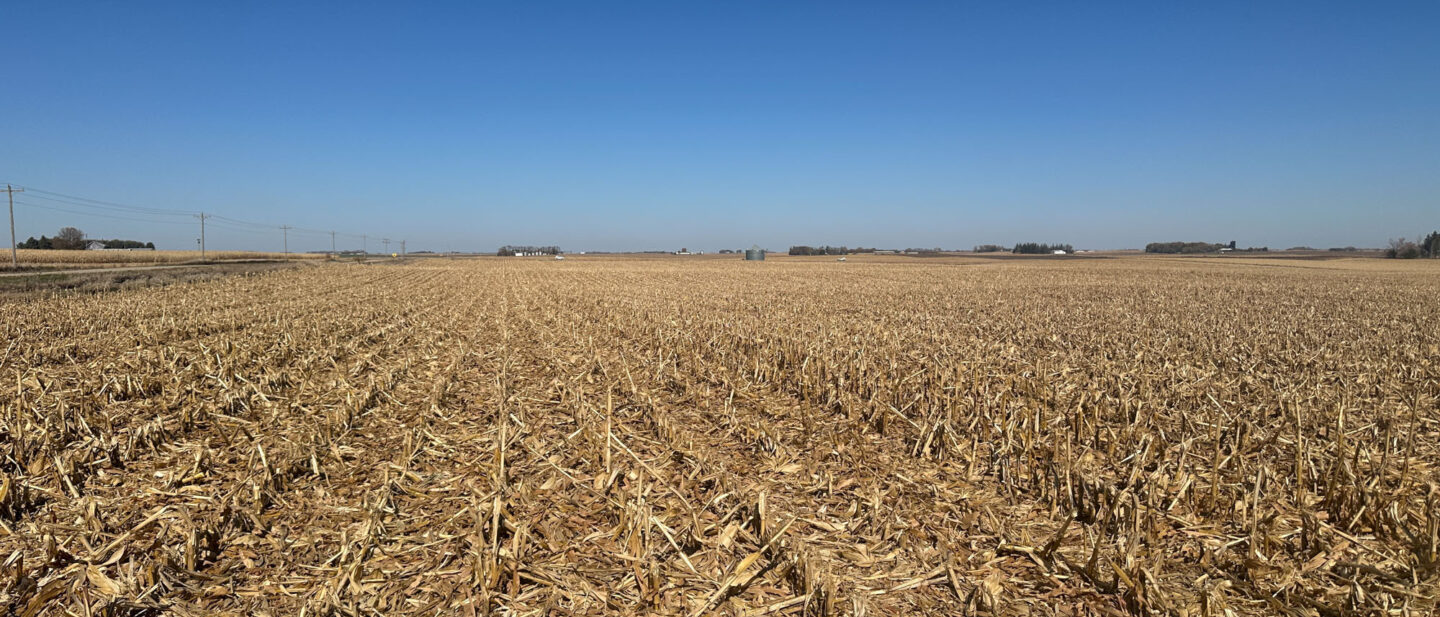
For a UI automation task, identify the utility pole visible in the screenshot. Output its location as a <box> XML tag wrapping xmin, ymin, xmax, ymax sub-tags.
<box><xmin>330</xmin><ymin>231</ymin><xmax>336</xmax><ymax>255</ymax></box>
<box><xmin>196</xmin><ymin>213</ymin><xmax>209</xmax><ymax>260</ymax></box>
<box><xmin>5</xmin><ymin>184</ymin><xmax>23</xmax><ymax>268</ymax></box>
<box><xmin>362</xmin><ymin>234</ymin><xmax>367</xmax><ymax>255</ymax></box>
<box><xmin>280</xmin><ymin>225</ymin><xmax>292</xmax><ymax>256</ymax></box>
<box><xmin>400</xmin><ymin>240</ymin><xmax>405</xmax><ymax>257</ymax></box>
<box><xmin>382</xmin><ymin>238</ymin><xmax>390</xmax><ymax>255</ymax></box>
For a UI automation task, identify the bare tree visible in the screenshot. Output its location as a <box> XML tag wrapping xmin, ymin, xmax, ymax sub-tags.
<box><xmin>53</xmin><ymin>227</ymin><xmax>86</xmax><ymax>250</ymax></box>
<box><xmin>1386</xmin><ymin>236</ymin><xmax>1421</xmax><ymax>259</ymax></box>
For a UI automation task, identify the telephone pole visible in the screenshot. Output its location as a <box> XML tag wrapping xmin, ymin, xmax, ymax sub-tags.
<box><xmin>280</xmin><ymin>225</ymin><xmax>292</xmax><ymax>255</ymax></box>
<box><xmin>330</xmin><ymin>231</ymin><xmax>336</xmax><ymax>255</ymax></box>
<box><xmin>196</xmin><ymin>213</ymin><xmax>209</xmax><ymax>260</ymax></box>
<box><xmin>5</xmin><ymin>184</ymin><xmax>23</xmax><ymax>268</ymax></box>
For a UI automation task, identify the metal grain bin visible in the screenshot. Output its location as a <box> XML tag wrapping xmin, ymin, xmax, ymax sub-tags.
<box><xmin>744</xmin><ymin>245</ymin><xmax>765</xmax><ymax>261</ymax></box>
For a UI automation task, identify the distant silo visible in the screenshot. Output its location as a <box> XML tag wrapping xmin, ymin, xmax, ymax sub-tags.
<box><xmin>744</xmin><ymin>245</ymin><xmax>765</xmax><ymax>261</ymax></box>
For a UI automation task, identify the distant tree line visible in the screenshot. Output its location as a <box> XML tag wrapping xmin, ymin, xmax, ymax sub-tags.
<box><xmin>18</xmin><ymin>227</ymin><xmax>85</xmax><ymax>250</ymax></box>
<box><xmin>973</xmin><ymin>244</ymin><xmax>1006</xmax><ymax>253</ymax></box>
<box><xmin>15</xmin><ymin>227</ymin><xmax>153</xmax><ymax>250</ymax></box>
<box><xmin>1145</xmin><ymin>241</ymin><xmax>1234</xmax><ymax>254</ymax></box>
<box><xmin>497</xmin><ymin>245</ymin><xmax>561</xmax><ymax>256</ymax></box>
<box><xmin>788</xmin><ymin>245</ymin><xmax>849</xmax><ymax>256</ymax></box>
<box><xmin>1011</xmin><ymin>242</ymin><xmax>1073</xmax><ymax>254</ymax></box>
<box><xmin>96</xmin><ymin>239</ymin><xmax>155</xmax><ymax>249</ymax></box>
<box><xmin>19</xmin><ymin>236</ymin><xmax>72</xmax><ymax>250</ymax></box>
<box><xmin>1143</xmin><ymin>241</ymin><xmax>1280</xmax><ymax>254</ymax></box>
<box><xmin>1386</xmin><ymin>231</ymin><xmax>1439</xmax><ymax>259</ymax></box>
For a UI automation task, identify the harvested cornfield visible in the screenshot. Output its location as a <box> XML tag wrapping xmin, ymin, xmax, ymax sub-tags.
<box><xmin>0</xmin><ymin>256</ymin><xmax>1436</xmax><ymax>616</ymax></box>
<box><xmin>8</xmin><ymin>249</ymin><xmax>329</xmax><ymax>267</ymax></box>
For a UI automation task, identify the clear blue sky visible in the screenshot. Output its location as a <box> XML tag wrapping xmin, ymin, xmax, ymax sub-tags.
<box><xmin>2</xmin><ymin>2</ymin><xmax>1436</xmax><ymax>252</ymax></box>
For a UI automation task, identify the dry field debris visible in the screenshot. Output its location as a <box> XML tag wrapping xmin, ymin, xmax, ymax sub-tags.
<box><xmin>8</xmin><ymin>249</ymin><xmax>329</xmax><ymax>268</ymax></box>
<box><xmin>0</xmin><ymin>256</ymin><xmax>1435</xmax><ymax>616</ymax></box>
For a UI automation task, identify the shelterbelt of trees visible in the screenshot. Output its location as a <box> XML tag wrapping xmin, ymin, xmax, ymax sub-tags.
<box><xmin>1011</xmin><ymin>242</ymin><xmax>1074</xmax><ymax>254</ymax></box>
<box><xmin>497</xmin><ymin>245</ymin><xmax>563</xmax><ymax>256</ymax></box>
<box><xmin>16</xmin><ymin>226</ymin><xmax>153</xmax><ymax>250</ymax></box>
<box><xmin>1145</xmin><ymin>241</ymin><xmax>1235</xmax><ymax>254</ymax></box>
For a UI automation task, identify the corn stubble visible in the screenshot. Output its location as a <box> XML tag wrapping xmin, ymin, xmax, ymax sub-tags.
<box><xmin>0</xmin><ymin>257</ymin><xmax>1435</xmax><ymax>616</ymax></box>
<box><xmin>10</xmin><ymin>249</ymin><xmax>329</xmax><ymax>266</ymax></box>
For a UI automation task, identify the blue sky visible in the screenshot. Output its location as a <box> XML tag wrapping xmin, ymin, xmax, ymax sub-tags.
<box><xmin>2</xmin><ymin>2</ymin><xmax>1436</xmax><ymax>252</ymax></box>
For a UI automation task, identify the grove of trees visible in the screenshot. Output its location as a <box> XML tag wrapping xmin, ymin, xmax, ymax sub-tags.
<box><xmin>1145</xmin><ymin>241</ymin><xmax>1231</xmax><ymax>254</ymax></box>
<box><xmin>17</xmin><ymin>236</ymin><xmax>56</xmax><ymax>250</ymax></box>
<box><xmin>1011</xmin><ymin>242</ymin><xmax>1073</xmax><ymax>254</ymax></box>
<box><xmin>1386</xmin><ymin>231</ymin><xmax>1438</xmax><ymax>259</ymax></box>
<box><xmin>788</xmin><ymin>245</ymin><xmax>849</xmax><ymax>256</ymax></box>
<box><xmin>38</xmin><ymin>226</ymin><xmax>88</xmax><ymax>250</ymax></box>
<box><xmin>98</xmin><ymin>239</ymin><xmax>155</xmax><ymax>249</ymax></box>
<box><xmin>17</xmin><ymin>227</ymin><xmax>154</xmax><ymax>250</ymax></box>
<box><xmin>497</xmin><ymin>245</ymin><xmax>561</xmax><ymax>256</ymax></box>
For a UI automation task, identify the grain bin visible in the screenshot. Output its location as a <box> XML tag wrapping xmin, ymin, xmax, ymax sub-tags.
<box><xmin>744</xmin><ymin>245</ymin><xmax>765</xmax><ymax>261</ymax></box>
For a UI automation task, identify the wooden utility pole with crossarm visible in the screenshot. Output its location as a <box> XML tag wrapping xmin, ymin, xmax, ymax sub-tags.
<box><xmin>5</xmin><ymin>184</ymin><xmax>23</xmax><ymax>268</ymax></box>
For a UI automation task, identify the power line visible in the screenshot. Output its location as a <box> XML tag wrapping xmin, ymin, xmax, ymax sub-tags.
<box><xmin>20</xmin><ymin>187</ymin><xmax>197</xmax><ymax>216</ymax></box>
<box><xmin>209</xmin><ymin>215</ymin><xmax>351</xmax><ymax>238</ymax></box>
<box><xmin>209</xmin><ymin>214</ymin><xmax>283</xmax><ymax>231</ymax></box>
<box><xmin>12</xmin><ymin>200</ymin><xmax>196</xmax><ymax>225</ymax></box>
<box><xmin>202</xmin><ymin>220</ymin><xmax>282</xmax><ymax>234</ymax></box>
<box><xmin>21</xmin><ymin>192</ymin><xmax>194</xmax><ymax>217</ymax></box>
<box><xmin>8</xmin><ymin>183</ymin><xmax>400</xmax><ymax>253</ymax></box>
<box><xmin>282</xmin><ymin>226</ymin><xmax>333</xmax><ymax>237</ymax></box>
